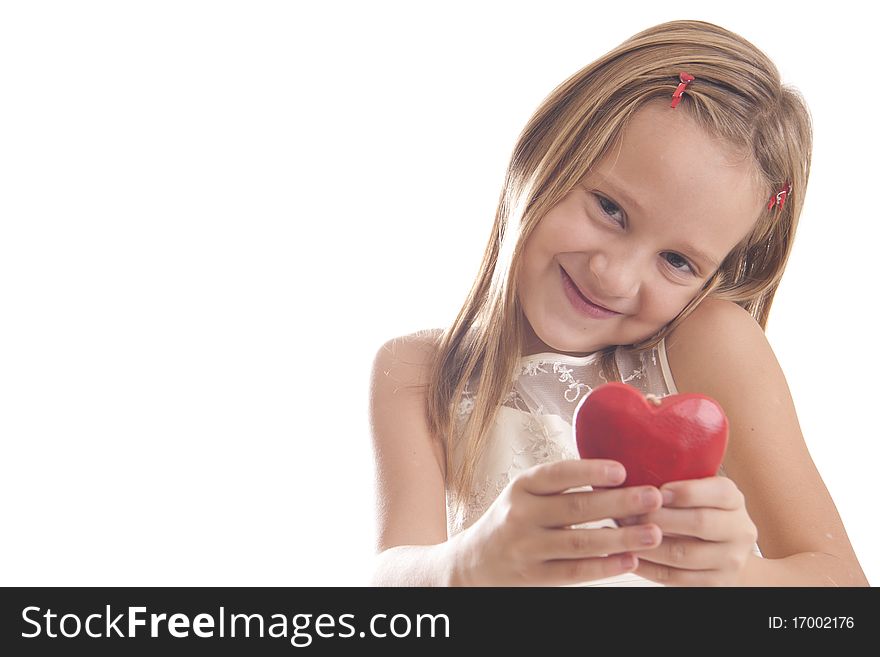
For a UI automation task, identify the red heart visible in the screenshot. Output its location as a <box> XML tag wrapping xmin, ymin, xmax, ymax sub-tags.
<box><xmin>574</xmin><ymin>382</ymin><xmax>728</xmax><ymax>488</ymax></box>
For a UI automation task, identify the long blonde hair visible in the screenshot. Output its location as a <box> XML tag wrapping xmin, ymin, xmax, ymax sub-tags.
<box><xmin>425</xmin><ymin>20</ymin><xmax>813</xmax><ymax>525</ymax></box>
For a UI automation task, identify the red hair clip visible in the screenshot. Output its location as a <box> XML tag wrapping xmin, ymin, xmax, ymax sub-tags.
<box><xmin>767</xmin><ymin>182</ymin><xmax>792</xmax><ymax>211</ymax></box>
<box><xmin>671</xmin><ymin>72</ymin><xmax>695</xmax><ymax>108</ymax></box>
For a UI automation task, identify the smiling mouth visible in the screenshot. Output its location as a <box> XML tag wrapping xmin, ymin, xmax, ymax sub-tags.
<box><xmin>560</xmin><ymin>266</ymin><xmax>621</xmax><ymax>314</ymax></box>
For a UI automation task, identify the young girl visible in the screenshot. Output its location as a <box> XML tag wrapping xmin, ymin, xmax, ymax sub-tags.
<box><xmin>369</xmin><ymin>20</ymin><xmax>868</xmax><ymax>586</ymax></box>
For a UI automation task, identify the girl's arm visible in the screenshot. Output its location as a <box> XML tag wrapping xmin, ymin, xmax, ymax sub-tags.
<box><xmin>663</xmin><ymin>298</ymin><xmax>868</xmax><ymax>586</ymax></box>
<box><xmin>368</xmin><ymin>331</ymin><xmax>456</xmax><ymax>586</ymax></box>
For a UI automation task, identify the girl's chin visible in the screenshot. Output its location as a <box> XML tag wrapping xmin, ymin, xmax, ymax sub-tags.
<box><xmin>526</xmin><ymin>326</ymin><xmax>609</xmax><ymax>356</ymax></box>
<box><xmin>532</xmin><ymin>323</ymin><xmax>661</xmax><ymax>356</ymax></box>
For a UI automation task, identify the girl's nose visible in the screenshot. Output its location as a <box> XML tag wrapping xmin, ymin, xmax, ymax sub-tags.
<box><xmin>588</xmin><ymin>252</ymin><xmax>640</xmax><ymax>299</ymax></box>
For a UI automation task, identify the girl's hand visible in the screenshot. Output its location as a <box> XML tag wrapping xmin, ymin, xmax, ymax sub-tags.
<box><xmin>620</xmin><ymin>475</ymin><xmax>758</xmax><ymax>586</ymax></box>
<box><xmin>447</xmin><ymin>459</ymin><xmax>664</xmax><ymax>586</ymax></box>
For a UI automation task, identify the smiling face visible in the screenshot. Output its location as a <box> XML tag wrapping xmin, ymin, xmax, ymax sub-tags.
<box><xmin>516</xmin><ymin>99</ymin><xmax>768</xmax><ymax>356</ymax></box>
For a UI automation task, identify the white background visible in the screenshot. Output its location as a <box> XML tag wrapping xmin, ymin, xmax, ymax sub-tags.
<box><xmin>1</xmin><ymin>1</ymin><xmax>876</xmax><ymax>587</ymax></box>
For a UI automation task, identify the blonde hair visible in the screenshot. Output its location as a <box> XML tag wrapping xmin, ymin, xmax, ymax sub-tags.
<box><xmin>425</xmin><ymin>20</ymin><xmax>813</xmax><ymax>526</ymax></box>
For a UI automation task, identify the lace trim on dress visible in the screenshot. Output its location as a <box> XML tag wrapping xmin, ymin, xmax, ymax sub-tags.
<box><xmin>519</xmin><ymin>358</ymin><xmax>608</xmax><ymax>402</ymax></box>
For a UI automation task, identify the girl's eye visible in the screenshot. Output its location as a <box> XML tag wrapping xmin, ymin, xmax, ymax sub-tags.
<box><xmin>593</xmin><ymin>192</ymin><xmax>697</xmax><ymax>277</ymax></box>
<box><xmin>663</xmin><ymin>252</ymin><xmax>696</xmax><ymax>275</ymax></box>
<box><xmin>596</xmin><ymin>195</ymin><xmax>624</xmax><ymax>225</ymax></box>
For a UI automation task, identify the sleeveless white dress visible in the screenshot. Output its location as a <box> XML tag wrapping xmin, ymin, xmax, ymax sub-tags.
<box><xmin>446</xmin><ymin>337</ymin><xmax>762</xmax><ymax>586</ymax></box>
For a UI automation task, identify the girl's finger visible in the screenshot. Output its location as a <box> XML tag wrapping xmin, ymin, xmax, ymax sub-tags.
<box><xmin>518</xmin><ymin>459</ymin><xmax>626</xmax><ymax>496</ymax></box>
<box><xmin>633</xmin><ymin>559</ymin><xmax>726</xmax><ymax>587</ymax></box>
<box><xmin>540</xmin><ymin>524</ymin><xmax>661</xmax><ymax>560</ymax></box>
<box><xmin>537</xmin><ymin>485</ymin><xmax>662</xmax><ymax>528</ymax></box>
<box><xmin>630</xmin><ymin>507</ymin><xmax>732</xmax><ymax>541</ymax></box>
<box><xmin>541</xmin><ymin>553</ymin><xmax>639</xmax><ymax>586</ymax></box>
<box><xmin>634</xmin><ymin>535</ymin><xmax>727</xmax><ymax>570</ymax></box>
<box><xmin>660</xmin><ymin>476</ymin><xmax>744</xmax><ymax>511</ymax></box>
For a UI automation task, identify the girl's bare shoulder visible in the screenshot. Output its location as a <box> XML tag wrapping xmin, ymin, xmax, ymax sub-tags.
<box><xmin>371</xmin><ymin>328</ymin><xmax>444</xmax><ymax>394</ymax></box>
<box><xmin>662</xmin><ymin>296</ymin><xmax>789</xmax><ymax>433</ymax></box>
<box><xmin>664</xmin><ymin>298</ymin><xmax>768</xmax><ymax>393</ymax></box>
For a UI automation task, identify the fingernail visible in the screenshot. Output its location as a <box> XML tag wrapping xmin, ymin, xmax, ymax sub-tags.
<box><xmin>619</xmin><ymin>553</ymin><xmax>636</xmax><ymax>570</ymax></box>
<box><xmin>606</xmin><ymin>464</ymin><xmax>625</xmax><ymax>482</ymax></box>
<box><xmin>662</xmin><ymin>489</ymin><xmax>675</xmax><ymax>505</ymax></box>
<box><xmin>641</xmin><ymin>488</ymin><xmax>659</xmax><ymax>507</ymax></box>
<box><xmin>640</xmin><ymin>527</ymin><xmax>659</xmax><ymax>545</ymax></box>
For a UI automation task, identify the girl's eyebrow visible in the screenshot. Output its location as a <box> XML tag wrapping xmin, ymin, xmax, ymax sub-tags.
<box><xmin>593</xmin><ymin>178</ymin><xmax>644</xmax><ymax>214</ymax></box>
<box><xmin>678</xmin><ymin>242</ymin><xmax>720</xmax><ymax>271</ymax></box>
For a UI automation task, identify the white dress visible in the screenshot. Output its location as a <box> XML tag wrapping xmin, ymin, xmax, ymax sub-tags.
<box><xmin>446</xmin><ymin>337</ymin><xmax>762</xmax><ymax>586</ymax></box>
